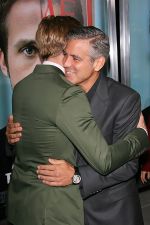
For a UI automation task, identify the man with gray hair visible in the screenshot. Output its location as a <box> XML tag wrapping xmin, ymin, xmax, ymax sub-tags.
<box><xmin>7</xmin><ymin>26</ymin><xmax>146</xmax><ymax>225</ymax></box>
<box><xmin>37</xmin><ymin>26</ymin><xmax>144</xmax><ymax>225</ymax></box>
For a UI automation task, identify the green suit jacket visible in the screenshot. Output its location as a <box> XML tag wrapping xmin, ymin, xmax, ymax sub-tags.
<box><xmin>8</xmin><ymin>65</ymin><xmax>149</xmax><ymax>225</ymax></box>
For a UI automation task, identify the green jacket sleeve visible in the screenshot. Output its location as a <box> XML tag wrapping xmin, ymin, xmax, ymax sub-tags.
<box><xmin>56</xmin><ymin>86</ymin><xmax>149</xmax><ymax>175</ymax></box>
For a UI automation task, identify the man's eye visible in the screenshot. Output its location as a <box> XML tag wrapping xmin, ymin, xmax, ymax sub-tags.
<box><xmin>20</xmin><ymin>46</ymin><xmax>39</xmax><ymax>57</ymax></box>
<box><xmin>73</xmin><ymin>56</ymin><xmax>80</xmax><ymax>61</ymax></box>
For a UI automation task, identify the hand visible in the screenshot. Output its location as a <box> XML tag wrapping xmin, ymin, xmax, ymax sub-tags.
<box><xmin>141</xmin><ymin>171</ymin><xmax>150</xmax><ymax>183</ymax></box>
<box><xmin>6</xmin><ymin>115</ymin><xmax>23</xmax><ymax>144</ymax></box>
<box><xmin>37</xmin><ymin>158</ymin><xmax>75</xmax><ymax>186</ymax></box>
<box><xmin>137</xmin><ymin>113</ymin><xmax>148</xmax><ymax>133</ymax></box>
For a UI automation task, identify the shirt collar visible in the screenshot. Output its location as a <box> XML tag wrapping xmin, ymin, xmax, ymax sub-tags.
<box><xmin>43</xmin><ymin>61</ymin><xmax>65</xmax><ymax>73</ymax></box>
<box><xmin>86</xmin><ymin>75</ymin><xmax>101</xmax><ymax>101</ymax></box>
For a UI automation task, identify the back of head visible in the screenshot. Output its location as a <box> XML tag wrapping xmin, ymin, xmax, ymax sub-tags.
<box><xmin>66</xmin><ymin>26</ymin><xmax>110</xmax><ymax>61</ymax></box>
<box><xmin>36</xmin><ymin>15</ymin><xmax>81</xmax><ymax>60</ymax></box>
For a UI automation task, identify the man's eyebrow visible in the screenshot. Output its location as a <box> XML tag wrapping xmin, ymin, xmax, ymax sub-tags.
<box><xmin>71</xmin><ymin>54</ymin><xmax>81</xmax><ymax>59</ymax></box>
<box><xmin>14</xmin><ymin>39</ymin><xmax>37</xmax><ymax>49</ymax></box>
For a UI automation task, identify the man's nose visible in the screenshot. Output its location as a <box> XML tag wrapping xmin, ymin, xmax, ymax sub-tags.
<box><xmin>63</xmin><ymin>56</ymin><xmax>71</xmax><ymax>67</ymax></box>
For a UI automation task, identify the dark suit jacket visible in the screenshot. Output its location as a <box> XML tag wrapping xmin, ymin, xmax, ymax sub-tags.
<box><xmin>77</xmin><ymin>75</ymin><xmax>144</xmax><ymax>225</ymax></box>
<box><xmin>8</xmin><ymin>65</ymin><xmax>148</xmax><ymax>225</ymax></box>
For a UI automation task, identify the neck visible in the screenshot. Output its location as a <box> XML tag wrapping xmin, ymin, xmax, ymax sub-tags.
<box><xmin>47</xmin><ymin>53</ymin><xmax>64</xmax><ymax>67</ymax></box>
<box><xmin>80</xmin><ymin>72</ymin><xmax>99</xmax><ymax>93</ymax></box>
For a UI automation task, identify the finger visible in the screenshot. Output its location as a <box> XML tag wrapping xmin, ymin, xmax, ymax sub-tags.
<box><xmin>8</xmin><ymin>122</ymin><xmax>20</xmax><ymax>128</ymax></box>
<box><xmin>148</xmin><ymin>172</ymin><xmax>150</xmax><ymax>180</ymax></box>
<box><xmin>8</xmin><ymin>133</ymin><xmax>22</xmax><ymax>139</ymax></box>
<box><xmin>8</xmin><ymin>124</ymin><xmax>22</xmax><ymax>131</ymax></box>
<box><xmin>37</xmin><ymin>164</ymin><xmax>56</xmax><ymax>171</ymax></box>
<box><xmin>8</xmin><ymin>137</ymin><xmax>21</xmax><ymax>144</ymax></box>
<box><xmin>38</xmin><ymin>175</ymin><xmax>57</xmax><ymax>181</ymax></box>
<box><xmin>141</xmin><ymin>171</ymin><xmax>146</xmax><ymax>183</ymax></box>
<box><xmin>6</xmin><ymin>131</ymin><xmax>21</xmax><ymax>142</ymax></box>
<box><xmin>6</xmin><ymin>125</ymin><xmax>22</xmax><ymax>138</ymax></box>
<box><xmin>141</xmin><ymin>177</ymin><xmax>146</xmax><ymax>184</ymax></box>
<box><xmin>143</xmin><ymin>172</ymin><xmax>147</xmax><ymax>183</ymax></box>
<box><xmin>48</xmin><ymin>158</ymin><xmax>66</xmax><ymax>165</ymax></box>
<box><xmin>37</xmin><ymin>169</ymin><xmax>57</xmax><ymax>176</ymax></box>
<box><xmin>141</xmin><ymin>175</ymin><xmax>144</xmax><ymax>184</ymax></box>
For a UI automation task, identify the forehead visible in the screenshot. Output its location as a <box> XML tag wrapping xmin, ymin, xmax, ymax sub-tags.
<box><xmin>66</xmin><ymin>39</ymin><xmax>90</xmax><ymax>54</ymax></box>
<box><xmin>6</xmin><ymin>0</ymin><xmax>45</xmax><ymax>41</ymax></box>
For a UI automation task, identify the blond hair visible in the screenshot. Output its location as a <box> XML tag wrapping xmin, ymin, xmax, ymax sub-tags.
<box><xmin>36</xmin><ymin>15</ymin><xmax>81</xmax><ymax>60</ymax></box>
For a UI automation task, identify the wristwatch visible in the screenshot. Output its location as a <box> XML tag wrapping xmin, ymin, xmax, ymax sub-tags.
<box><xmin>72</xmin><ymin>168</ymin><xmax>81</xmax><ymax>184</ymax></box>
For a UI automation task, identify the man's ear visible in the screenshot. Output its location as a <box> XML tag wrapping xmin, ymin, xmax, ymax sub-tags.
<box><xmin>0</xmin><ymin>50</ymin><xmax>9</xmax><ymax>76</ymax></box>
<box><xmin>93</xmin><ymin>56</ymin><xmax>106</xmax><ymax>72</ymax></box>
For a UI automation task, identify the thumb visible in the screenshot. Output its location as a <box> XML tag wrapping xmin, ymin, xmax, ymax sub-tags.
<box><xmin>8</xmin><ymin>115</ymin><xmax>14</xmax><ymax>124</ymax></box>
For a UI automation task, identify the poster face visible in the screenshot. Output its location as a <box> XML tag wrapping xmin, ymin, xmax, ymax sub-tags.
<box><xmin>0</xmin><ymin>0</ymin><xmax>93</xmax><ymax>87</ymax></box>
<box><xmin>0</xmin><ymin>0</ymin><xmax>93</xmax><ymax>220</ymax></box>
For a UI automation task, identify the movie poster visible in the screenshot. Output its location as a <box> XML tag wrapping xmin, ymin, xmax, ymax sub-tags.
<box><xmin>41</xmin><ymin>0</ymin><xmax>93</xmax><ymax>25</ymax></box>
<box><xmin>0</xmin><ymin>0</ymin><xmax>93</xmax><ymax>220</ymax></box>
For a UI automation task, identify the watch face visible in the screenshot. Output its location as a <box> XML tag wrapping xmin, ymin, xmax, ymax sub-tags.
<box><xmin>73</xmin><ymin>174</ymin><xmax>81</xmax><ymax>184</ymax></box>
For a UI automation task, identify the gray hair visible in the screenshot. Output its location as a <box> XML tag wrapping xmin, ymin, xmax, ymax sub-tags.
<box><xmin>66</xmin><ymin>26</ymin><xmax>110</xmax><ymax>61</ymax></box>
